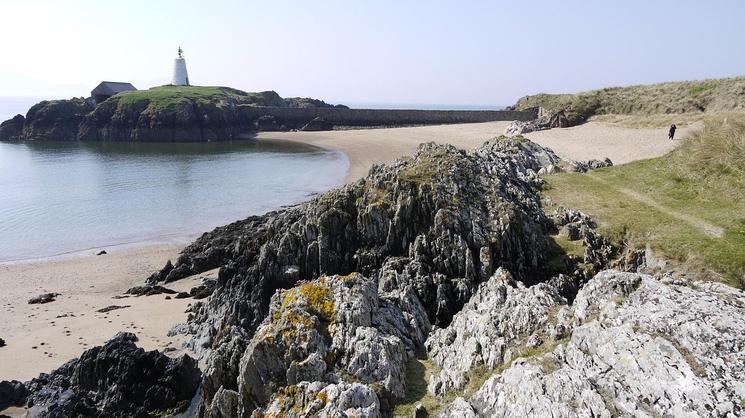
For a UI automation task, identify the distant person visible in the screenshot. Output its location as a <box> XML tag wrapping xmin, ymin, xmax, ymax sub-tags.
<box><xmin>668</xmin><ymin>124</ymin><xmax>677</xmax><ymax>140</ymax></box>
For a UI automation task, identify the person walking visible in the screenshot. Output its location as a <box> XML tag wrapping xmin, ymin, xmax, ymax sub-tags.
<box><xmin>668</xmin><ymin>124</ymin><xmax>677</xmax><ymax>140</ymax></box>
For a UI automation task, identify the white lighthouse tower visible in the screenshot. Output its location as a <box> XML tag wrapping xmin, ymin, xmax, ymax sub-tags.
<box><xmin>172</xmin><ymin>47</ymin><xmax>190</xmax><ymax>86</ymax></box>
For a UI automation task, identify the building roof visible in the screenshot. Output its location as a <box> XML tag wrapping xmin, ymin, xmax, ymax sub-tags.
<box><xmin>91</xmin><ymin>81</ymin><xmax>137</xmax><ymax>96</ymax></box>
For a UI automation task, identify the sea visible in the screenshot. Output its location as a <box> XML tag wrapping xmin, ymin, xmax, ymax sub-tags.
<box><xmin>0</xmin><ymin>139</ymin><xmax>347</xmax><ymax>262</ymax></box>
<box><xmin>0</xmin><ymin>98</ymin><xmax>498</xmax><ymax>262</ymax></box>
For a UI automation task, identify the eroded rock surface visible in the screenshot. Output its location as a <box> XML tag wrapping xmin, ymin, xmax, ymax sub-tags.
<box><xmin>438</xmin><ymin>271</ymin><xmax>745</xmax><ymax>417</ymax></box>
<box><xmin>0</xmin><ymin>332</ymin><xmax>201</xmax><ymax>417</ymax></box>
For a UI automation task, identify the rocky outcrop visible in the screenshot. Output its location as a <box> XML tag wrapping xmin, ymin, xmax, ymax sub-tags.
<box><xmin>1</xmin><ymin>332</ymin><xmax>201</xmax><ymax>417</ymax></box>
<box><xmin>426</xmin><ymin>268</ymin><xmax>567</xmax><ymax>395</ymax></box>
<box><xmin>224</xmin><ymin>273</ymin><xmax>429</xmax><ymax>416</ymax></box>
<box><xmin>20</xmin><ymin>98</ymin><xmax>93</xmax><ymax>141</ymax></box>
<box><xmin>145</xmin><ymin>137</ymin><xmax>568</xmax><ymax>415</ymax></box>
<box><xmin>504</xmin><ymin>107</ymin><xmax>586</xmax><ymax>136</ymax></box>
<box><xmin>0</xmin><ymin>114</ymin><xmax>24</xmax><ymax>139</ymax></box>
<box><xmin>437</xmin><ymin>270</ymin><xmax>745</xmax><ymax>417</ymax></box>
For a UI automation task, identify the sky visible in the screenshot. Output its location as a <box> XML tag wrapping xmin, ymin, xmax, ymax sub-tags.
<box><xmin>1</xmin><ymin>0</ymin><xmax>744</xmax><ymax>106</ymax></box>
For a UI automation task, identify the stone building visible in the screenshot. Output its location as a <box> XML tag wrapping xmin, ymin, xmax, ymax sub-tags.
<box><xmin>91</xmin><ymin>81</ymin><xmax>137</xmax><ymax>105</ymax></box>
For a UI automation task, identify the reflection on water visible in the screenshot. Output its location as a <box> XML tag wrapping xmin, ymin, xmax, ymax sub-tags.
<box><xmin>0</xmin><ymin>139</ymin><xmax>347</xmax><ymax>262</ymax></box>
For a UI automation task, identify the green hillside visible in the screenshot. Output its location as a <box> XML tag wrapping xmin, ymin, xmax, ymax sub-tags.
<box><xmin>543</xmin><ymin>114</ymin><xmax>745</xmax><ymax>287</ymax></box>
<box><xmin>516</xmin><ymin>77</ymin><xmax>745</xmax><ymax>123</ymax></box>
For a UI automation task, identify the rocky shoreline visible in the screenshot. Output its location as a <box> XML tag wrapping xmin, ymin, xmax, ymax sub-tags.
<box><xmin>2</xmin><ymin>136</ymin><xmax>743</xmax><ymax>417</ymax></box>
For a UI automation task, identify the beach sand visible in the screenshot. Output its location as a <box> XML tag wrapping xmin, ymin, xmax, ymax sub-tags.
<box><xmin>259</xmin><ymin>121</ymin><xmax>698</xmax><ymax>182</ymax></box>
<box><xmin>0</xmin><ymin>243</ymin><xmax>205</xmax><ymax>381</ymax></box>
<box><xmin>0</xmin><ymin>119</ymin><xmax>699</xmax><ymax>384</ymax></box>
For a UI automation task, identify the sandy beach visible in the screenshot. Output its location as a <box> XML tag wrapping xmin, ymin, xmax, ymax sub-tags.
<box><xmin>0</xmin><ymin>243</ymin><xmax>206</xmax><ymax>381</ymax></box>
<box><xmin>0</xmin><ymin>119</ymin><xmax>699</xmax><ymax>383</ymax></box>
<box><xmin>259</xmin><ymin>121</ymin><xmax>699</xmax><ymax>182</ymax></box>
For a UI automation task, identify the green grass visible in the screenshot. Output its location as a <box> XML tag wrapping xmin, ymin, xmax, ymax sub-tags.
<box><xmin>543</xmin><ymin>115</ymin><xmax>745</xmax><ymax>287</ymax></box>
<box><xmin>515</xmin><ymin>76</ymin><xmax>745</xmax><ymax>120</ymax></box>
<box><xmin>108</xmin><ymin>85</ymin><xmax>263</xmax><ymax>112</ymax></box>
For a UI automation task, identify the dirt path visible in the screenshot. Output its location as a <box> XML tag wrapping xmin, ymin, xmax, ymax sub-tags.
<box><xmin>587</xmin><ymin>173</ymin><xmax>724</xmax><ymax>238</ymax></box>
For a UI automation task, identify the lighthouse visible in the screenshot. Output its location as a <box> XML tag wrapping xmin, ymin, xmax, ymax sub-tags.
<box><xmin>172</xmin><ymin>47</ymin><xmax>190</xmax><ymax>86</ymax></box>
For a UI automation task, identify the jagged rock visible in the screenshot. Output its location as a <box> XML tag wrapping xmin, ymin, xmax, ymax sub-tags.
<box><xmin>190</xmin><ymin>279</ymin><xmax>217</xmax><ymax>299</ymax></box>
<box><xmin>259</xmin><ymin>381</ymin><xmax>380</xmax><ymax>418</ymax></box>
<box><xmin>175</xmin><ymin>292</ymin><xmax>191</xmax><ymax>299</ymax></box>
<box><xmin>238</xmin><ymin>273</ymin><xmax>426</xmax><ymax>416</ymax></box>
<box><xmin>20</xmin><ymin>332</ymin><xmax>201</xmax><ymax>417</ymax></box>
<box><xmin>96</xmin><ymin>250</ymin><xmax>107</xmax><ymax>255</ymax></box>
<box><xmin>126</xmin><ymin>284</ymin><xmax>178</xmax><ymax>296</ymax></box>
<box><xmin>504</xmin><ymin>108</ymin><xmax>584</xmax><ymax>137</ymax></box>
<box><xmin>28</xmin><ymin>293</ymin><xmax>59</xmax><ymax>304</ymax></box>
<box><xmin>0</xmin><ymin>380</ymin><xmax>29</xmax><ymax>410</ymax></box>
<box><xmin>0</xmin><ymin>338</ymin><xmax>5</xmax><ymax>348</ymax></box>
<box><xmin>146</xmin><ymin>259</ymin><xmax>174</xmax><ymax>284</ymax></box>
<box><xmin>138</xmin><ymin>138</ymin><xmax>565</xmax><ymax>414</ymax></box>
<box><xmin>0</xmin><ymin>114</ymin><xmax>24</xmax><ymax>139</ymax></box>
<box><xmin>426</xmin><ymin>268</ymin><xmax>567</xmax><ymax>395</ymax></box>
<box><xmin>438</xmin><ymin>271</ymin><xmax>745</xmax><ymax>417</ymax></box>
<box><xmin>504</xmin><ymin>119</ymin><xmax>543</xmax><ymax>136</ymax></box>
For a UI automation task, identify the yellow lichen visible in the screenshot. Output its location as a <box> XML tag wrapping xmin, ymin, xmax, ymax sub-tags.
<box><xmin>297</xmin><ymin>282</ymin><xmax>336</xmax><ymax>321</ymax></box>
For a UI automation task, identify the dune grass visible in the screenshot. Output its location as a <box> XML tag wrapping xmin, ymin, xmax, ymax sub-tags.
<box><xmin>516</xmin><ymin>76</ymin><xmax>745</xmax><ymax>120</ymax></box>
<box><xmin>543</xmin><ymin>114</ymin><xmax>745</xmax><ymax>287</ymax></box>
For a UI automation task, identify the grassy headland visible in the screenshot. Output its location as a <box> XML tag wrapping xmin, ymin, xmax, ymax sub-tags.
<box><xmin>543</xmin><ymin>114</ymin><xmax>745</xmax><ymax>287</ymax></box>
<box><xmin>102</xmin><ymin>86</ymin><xmax>277</xmax><ymax>113</ymax></box>
<box><xmin>516</xmin><ymin>77</ymin><xmax>745</xmax><ymax>127</ymax></box>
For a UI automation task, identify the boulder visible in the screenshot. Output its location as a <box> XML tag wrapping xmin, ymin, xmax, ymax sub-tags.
<box><xmin>0</xmin><ymin>380</ymin><xmax>29</xmax><ymax>410</ymax></box>
<box><xmin>22</xmin><ymin>332</ymin><xmax>201</xmax><ymax>417</ymax></box>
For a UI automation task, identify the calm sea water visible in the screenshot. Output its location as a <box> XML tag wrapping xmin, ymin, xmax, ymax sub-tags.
<box><xmin>0</xmin><ymin>139</ymin><xmax>347</xmax><ymax>262</ymax></box>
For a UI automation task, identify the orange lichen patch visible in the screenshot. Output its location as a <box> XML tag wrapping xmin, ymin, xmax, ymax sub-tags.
<box><xmin>282</xmin><ymin>281</ymin><xmax>336</xmax><ymax>322</ymax></box>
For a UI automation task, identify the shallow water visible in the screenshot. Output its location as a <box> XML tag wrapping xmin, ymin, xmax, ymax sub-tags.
<box><xmin>0</xmin><ymin>139</ymin><xmax>347</xmax><ymax>262</ymax></box>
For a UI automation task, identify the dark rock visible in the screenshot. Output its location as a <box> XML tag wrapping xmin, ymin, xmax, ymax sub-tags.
<box><xmin>146</xmin><ymin>259</ymin><xmax>174</xmax><ymax>284</ymax></box>
<box><xmin>0</xmin><ymin>380</ymin><xmax>29</xmax><ymax>410</ymax></box>
<box><xmin>96</xmin><ymin>305</ymin><xmax>130</xmax><ymax>313</ymax></box>
<box><xmin>21</xmin><ymin>98</ymin><xmax>93</xmax><ymax>141</ymax></box>
<box><xmin>0</xmin><ymin>114</ymin><xmax>25</xmax><ymax>139</ymax></box>
<box><xmin>28</xmin><ymin>293</ymin><xmax>59</xmax><ymax>304</ymax></box>
<box><xmin>96</xmin><ymin>250</ymin><xmax>107</xmax><ymax>255</ymax></box>
<box><xmin>23</xmin><ymin>332</ymin><xmax>200</xmax><ymax>417</ymax></box>
<box><xmin>300</xmin><ymin>116</ymin><xmax>333</xmax><ymax>131</ymax></box>
<box><xmin>165</xmin><ymin>296</ymin><xmax>172</xmax><ymax>300</ymax></box>
<box><xmin>189</xmin><ymin>279</ymin><xmax>216</xmax><ymax>299</ymax></box>
<box><xmin>175</xmin><ymin>292</ymin><xmax>191</xmax><ymax>299</ymax></box>
<box><xmin>0</xmin><ymin>338</ymin><xmax>5</xmax><ymax>347</ymax></box>
<box><xmin>126</xmin><ymin>284</ymin><xmax>178</xmax><ymax>296</ymax></box>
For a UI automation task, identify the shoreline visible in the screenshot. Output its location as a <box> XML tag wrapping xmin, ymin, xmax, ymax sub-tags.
<box><xmin>0</xmin><ymin>242</ymin><xmax>203</xmax><ymax>381</ymax></box>
<box><xmin>257</xmin><ymin>120</ymin><xmax>697</xmax><ymax>183</ymax></box>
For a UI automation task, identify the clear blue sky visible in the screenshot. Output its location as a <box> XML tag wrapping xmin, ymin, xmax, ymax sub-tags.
<box><xmin>1</xmin><ymin>0</ymin><xmax>744</xmax><ymax>106</ymax></box>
